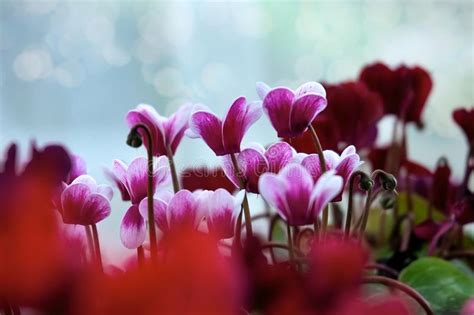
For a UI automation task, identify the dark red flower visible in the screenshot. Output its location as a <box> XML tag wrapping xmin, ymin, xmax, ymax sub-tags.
<box><xmin>359</xmin><ymin>62</ymin><xmax>433</xmax><ymax>128</ymax></box>
<box><xmin>285</xmin><ymin>81</ymin><xmax>384</xmax><ymax>153</ymax></box>
<box><xmin>453</xmin><ymin>107</ymin><xmax>474</xmax><ymax>146</ymax></box>
<box><xmin>180</xmin><ymin>166</ymin><xmax>237</xmax><ymax>193</ymax></box>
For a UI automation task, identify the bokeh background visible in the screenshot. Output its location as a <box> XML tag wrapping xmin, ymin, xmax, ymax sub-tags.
<box><xmin>1</xmin><ymin>0</ymin><xmax>472</xmax><ymax>260</ymax></box>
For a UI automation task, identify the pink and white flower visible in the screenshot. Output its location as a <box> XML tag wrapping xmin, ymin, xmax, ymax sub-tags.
<box><xmin>259</xmin><ymin>164</ymin><xmax>343</xmax><ymax>226</ymax></box>
<box><xmin>188</xmin><ymin>97</ymin><xmax>262</xmax><ymax>156</ymax></box>
<box><xmin>257</xmin><ymin>81</ymin><xmax>327</xmax><ymax>138</ymax></box>
<box><xmin>222</xmin><ymin>142</ymin><xmax>296</xmax><ymax>193</ymax></box>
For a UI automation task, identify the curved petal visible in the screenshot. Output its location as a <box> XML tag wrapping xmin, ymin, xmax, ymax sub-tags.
<box><xmin>120</xmin><ymin>205</ymin><xmax>146</xmax><ymax>249</ymax></box>
<box><xmin>96</xmin><ymin>184</ymin><xmax>113</xmax><ymax>200</ymax></box>
<box><xmin>290</xmin><ymin>93</ymin><xmax>327</xmax><ymax>135</ymax></box>
<box><xmin>206</xmin><ymin>189</ymin><xmax>237</xmax><ymax>239</ymax></box>
<box><xmin>154</xmin><ymin>156</ymin><xmax>171</xmax><ymax>188</ymax></box>
<box><xmin>262</xmin><ymin>88</ymin><xmax>294</xmax><ymax>137</ymax></box>
<box><xmin>265</xmin><ymin>142</ymin><xmax>294</xmax><ymax>173</ymax></box>
<box><xmin>259</xmin><ymin>173</ymin><xmax>290</xmax><ymax>221</ymax></box>
<box><xmin>61</xmin><ymin>183</ymin><xmax>91</xmax><ymax>224</ymax></box>
<box><xmin>295</xmin><ymin>81</ymin><xmax>326</xmax><ymax>98</ymax></box>
<box><xmin>80</xmin><ymin>193</ymin><xmax>111</xmax><ymax>225</ymax></box>
<box><xmin>280</xmin><ymin>164</ymin><xmax>314</xmax><ymax>225</ymax></box>
<box><xmin>323</xmin><ymin>150</ymin><xmax>341</xmax><ymax>170</ymax></box>
<box><xmin>223</xmin><ymin>97</ymin><xmax>262</xmax><ymax>154</ymax></box>
<box><xmin>126</xmin><ymin>157</ymin><xmax>152</xmax><ymax>204</ymax></box>
<box><xmin>221</xmin><ymin>155</ymin><xmax>240</xmax><ymax>189</ymax></box>
<box><xmin>104</xmin><ymin>161</ymin><xmax>131</xmax><ymax>201</ymax></box>
<box><xmin>167</xmin><ymin>190</ymin><xmax>200</xmax><ymax>230</ymax></box>
<box><xmin>335</xmin><ymin>153</ymin><xmax>362</xmax><ymax>184</ymax></box>
<box><xmin>256</xmin><ymin>81</ymin><xmax>271</xmax><ymax>100</ymax></box>
<box><xmin>310</xmin><ymin>171</ymin><xmax>343</xmax><ymax>218</ymax></box>
<box><xmin>71</xmin><ymin>174</ymin><xmax>97</xmax><ymax>190</ymax></box>
<box><xmin>301</xmin><ymin>154</ymin><xmax>323</xmax><ymax>182</ymax></box>
<box><xmin>139</xmin><ymin>197</ymin><xmax>169</xmax><ymax>232</ymax></box>
<box><xmin>190</xmin><ymin>111</ymin><xmax>226</xmax><ymax>155</ymax></box>
<box><xmin>68</xmin><ymin>154</ymin><xmax>87</xmax><ymax>183</ymax></box>
<box><xmin>165</xmin><ymin>103</ymin><xmax>193</xmax><ymax>154</ymax></box>
<box><xmin>340</xmin><ymin>145</ymin><xmax>356</xmax><ymax>158</ymax></box>
<box><xmin>237</xmin><ymin>148</ymin><xmax>268</xmax><ymax>193</ymax></box>
<box><xmin>125</xmin><ymin>104</ymin><xmax>167</xmax><ymax>156</ymax></box>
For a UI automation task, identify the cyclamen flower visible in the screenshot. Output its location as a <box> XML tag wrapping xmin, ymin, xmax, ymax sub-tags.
<box><xmin>359</xmin><ymin>62</ymin><xmax>432</xmax><ymax>128</ymax></box>
<box><xmin>125</xmin><ymin>103</ymin><xmax>193</xmax><ymax>156</ymax></box>
<box><xmin>259</xmin><ymin>164</ymin><xmax>343</xmax><ymax>226</ymax></box>
<box><xmin>65</xmin><ymin>154</ymin><xmax>87</xmax><ymax>184</ymax></box>
<box><xmin>59</xmin><ymin>175</ymin><xmax>113</xmax><ymax>225</ymax></box>
<box><xmin>188</xmin><ymin>97</ymin><xmax>262</xmax><ymax>156</ymax></box>
<box><xmin>257</xmin><ymin>81</ymin><xmax>327</xmax><ymax>137</ymax></box>
<box><xmin>106</xmin><ymin>156</ymin><xmax>170</xmax><ymax>249</ymax></box>
<box><xmin>453</xmin><ymin>107</ymin><xmax>474</xmax><ymax>146</ymax></box>
<box><xmin>204</xmin><ymin>189</ymin><xmax>245</xmax><ymax>239</ymax></box>
<box><xmin>222</xmin><ymin>142</ymin><xmax>296</xmax><ymax>193</ymax></box>
<box><xmin>298</xmin><ymin>145</ymin><xmax>363</xmax><ymax>201</ymax></box>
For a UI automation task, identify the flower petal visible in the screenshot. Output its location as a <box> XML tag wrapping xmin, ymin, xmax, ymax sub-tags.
<box><xmin>237</xmin><ymin>148</ymin><xmax>268</xmax><ymax>193</ymax></box>
<box><xmin>125</xmin><ymin>104</ymin><xmax>167</xmax><ymax>156</ymax></box>
<box><xmin>290</xmin><ymin>93</ymin><xmax>327</xmax><ymax>135</ymax></box>
<box><xmin>206</xmin><ymin>189</ymin><xmax>238</xmax><ymax>239</ymax></box>
<box><xmin>295</xmin><ymin>81</ymin><xmax>326</xmax><ymax>98</ymax></box>
<box><xmin>167</xmin><ymin>190</ymin><xmax>201</xmax><ymax>230</ymax></box>
<box><xmin>104</xmin><ymin>161</ymin><xmax>131</xmax><ymax>201</ymax></box>
<box><xmin>80</xmin><ymin>193</ymin><xmax>111</xmax><ymax>225</ymax></box>
<box><xmin>154</xmin><ymin>156</ymin><xmax>171</xmax><ymax>187</ymax></box>
<box><xmin>120</xmin><ymin>205</ymin><xmax>146</xmax><ymax>249</ymax></box>
<box><xmin>310</xmin><ymin>171</ymin><xmax>343</xmax><ymax>218</ymax></box>
<box><xmin>190</xmin><ymin>111</ymin><xmax>226</xmax><ymax>155</ymax></box>
<box><xmin>259</xmin><ymin>173</ymin><xmax>290</xmax><ymax>221</ymax></box>
<box><xmin>256</xmin><ymin>81</ymin><xmax>271</xmax><ymax>100</ymax></box>
<box><xmin>164</xmin><ymin>103</ymin><xmax>193</xmax><ymax>154</ymax></box>
<box><xmin>61</xmin><ymin>183</ymin><xmax>91</xmax><ymax>224</ymax></box>
<box><xmin>265</xmin><ymin>142</ymin><xmax>294</xmax><ymax>173</ymax></box>
<box><xmin>126</xmin><ymin>157</ymin><xmax>152</xmax><ymax>204</ymax></box>
<box><xmin>301</xmin><ymin>154</ymin><xmax>323</xmax><ymax>182</ymax></box>
<box><xmin>139</xmin><ymin>197</ymin><xmax>169</xmax><ymax>232</ymax></box>
<box><xmin>223</xmin><ymin>97</ymin><xmax>262</xmax><ymax>154</ymax></box>
<box><xmin>71</xmin><ymin>174</ymin><xmax>97</xmax><ymax>190</ymax></box>
<box><xmin>96</xmin><ymin>184</ymin><xmax>113</xmax><ymax>201</ymax></box>
<box><xmin>263</xmin><ymin>87</ymin><xmax>294</xmax><ymax>137</ymax></box>
<box><xmin>221</xmin><ymin>155</ymin><xmax>240</xmax><ymax>189</ymax></box>
<box><xmin>280</xmin><ymin>164</ymin><xmax>314</xmax><ymax>225</ymax></box>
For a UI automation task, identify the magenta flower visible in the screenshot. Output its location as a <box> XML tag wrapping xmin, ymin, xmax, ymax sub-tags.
<box><xmin>257</xmin><ymin>81</ymin><xmax>327</xmax><ymax>137</ymax></box>
<box><xmin>222</xmin><ymin>142</ymin><xmax>296</xmax><ymax>193</ymax></box>
<box><xmin>203</xmin><ymin>189</ymin><xmax>245</xmax><ymax>239</ymax></box>
<box><xmin>59</xmin><ymin>175</ymin><xmax>113</xmax><ymax>225</ymax></box>
<box><xmin>188</xmin><ymin>97</ymin><xmax>262</xmax><ymax>156</ymax></box>
<box><xmin>259</xmin><ymin>164</ymin><xmax>343</xmax><ymax>226</ymax></box>
<box><xmin>298</xmin><ymin>145</ymin><xmax>363</xmax><ymax>201</ymax></box>
<box><xmin>106</xmin><ymin>156</ymin><xmax>170</xmax><ymax>249</ymax></box>
<box><xmin>125</xmin><ymin>103</ymin><xmax>193</xmax><ymax>156</ymax></box>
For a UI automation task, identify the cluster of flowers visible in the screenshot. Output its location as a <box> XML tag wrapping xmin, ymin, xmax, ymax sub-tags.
<box><xmin>1</xmin><ymin>62</ymin><xmax>473</xmax><ymax>315</ymax></box>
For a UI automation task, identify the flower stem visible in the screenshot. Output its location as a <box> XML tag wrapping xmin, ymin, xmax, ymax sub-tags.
<box><xmin>91</xmin><ymin>224</ymin><xmax>103</xmax><ymax>272</ymax></box>
<box><xmin>137</xmin><ymin>245</ymin><xmax>145</xmax><ymax>267</ymax></box>
<box><xmin>345</xmin><ymin>171</ymin><xmax>371</xmax><ymax>239</ymax></box>
<box><xmin>166</xmin><ymin>145</ymin><xmax>180</xmax><ymax>193</ymax></box>
<box><xmin>230</xmin><ymin>153</ymin><xmax>253</xmax><ymax>237</ymax></box>
<box><xmin>358</xmin><ymin>188</ymin><xmax>374</xmax><ymax>239</ymax></box>
<box><xmin>286</xmin><ymin>222</ymin><xmax>295</xmax><ymax>267</ymax></box>
<box><xmin>308</xmin><ymin>125</ymin><xmax>328</xmax><ymax>234</ymax></box>
<box><xmin>84</xmin><ymin>225</ymin><xmax>94</xmax><ymax>262</ymax></box>
<box><xmin>129</xmin><ymin>124</ymin><xmax>158</xmax><ymax>263</ymax></box>
<box><xmin>362</xmin><ymin>276</ymin><xmax>433</xmax><ymax>315</ymax></box>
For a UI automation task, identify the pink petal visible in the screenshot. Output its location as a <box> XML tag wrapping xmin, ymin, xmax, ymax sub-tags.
<box><xmin>126</xmin><ymin>157</ymin><xmax>153</xmax><ymax>204</ymax></box>
<box><xmin>323</xmin><ymin>150</ymin><xmax>340</xmax><ymax>170</ymax></box>
<box><xmin>71</xmin><ymin>175</ymin><xmax>97</xmax><ymax>190</ymax></box>
<box><xmin>61</xmin><ymin>183</ymin><xmax>91</xmax><ymax>224</ymax></box>
<box><xmin>221</xmin><ymin>155</ymin><xmax>240</xmax><ymax>189</ymax></box>
<box><xmin>256</xmin><ymin>81</ymin><xmax>271</xmax><ymax>100</ymax></box>
<box><xmin>280</xmin><ymin>164</ymin><xmax>314</xmax><ymax>225</ymax></box>
<box><xmin>259</xmin><ymin>173</ymin><xmax>290</xmax><ymax>221</ymax></box>
<box><xmin>310</xmin><ymin>171</ymin><xmax>343</xmax><ymax>218</ymax></box>
<box><xmin>125</xmin><ymin>104</ymin><xmax>167</xmax><ymax>156</ymax></box>
<box><xmin>97</xmin><ymin>184</ymin><xmax>113</xmax><ymax>200</ymax></box>
<box><xmin>190</xmin><ymin>111</ymin><xmax>226</xmax><ymax>155</ymax></box>
<box><xmin>290</xmin><ymin>93</ymin><xmax>327</xmax><ymax>135</ymax></box>
<box><xmin>167</xmin><ymin>190</ymin><xmax>201</xmax><ymax>230</ymax></box>
<box><xmin>120</xmin><ymin>205</ymin><xmax>146</xmax><ymax>249</ymax></box>
<box><xmin>223</xmin><ymin>97</ymin><xmax>262</xmax><ymax>154</ymax></box>
<box><xmin>237</xmin><ymin>148</ymin><xmax>268</xmax><ymax>193</ymax></box>
<box><xmin>68</xmin><ymin>154</ymin><xmax>87</xmax><ymax>183</ymax></box>
<box><xmin>262</xmin><ymin>88</ymin><xmax>294</xmax><ymax>137</ymax></box>
<box><xmin>206</xmin><ymin>189</ymin><xmax>239</xmax><ymax>239</ymax></box>
<box><xmin>301</xmin><ymin>154</ymin><xmax>323</xmax><ymax>182</ymax></box>
<box><xmin>265</xmin><ymin>142</ymin><xmax>294</xmax><ymax>173</ymax></box>
<box><xmin>80</xmin><ymin>193</ymin><xmax>111</xmax><ymax>225</ymax></box>
<box><xmin>154</xmin><ymin>156</ymin><xmax>171</xmax><ymax>187</ymax></box>
<box><xmin>139</xmin><ymin>197</ymin><xmax>168</xmax><ymax>232</ymax></box>
<box><xmin>335</xmin><ymin>152</ymin><xmax>362</xmax><ymax>184</ymax></box>
<box><xmin>164</xmin><ymin>103</ymin><xmax>193</xmax><ymax>154</ymax></box>
<box><xmin>340</xmin><ymin>145</ymin><xmax>356</xmax><ymax>157</ymax></box>
<box><xmin>104</xmin><ymin>161</ymin><xmax>131</xmax><ymax>201</ymax></box>
<box><xmin>294</xmin><ymin>81</ymin><xmax>326</xmax><ymax>98</ymax></box>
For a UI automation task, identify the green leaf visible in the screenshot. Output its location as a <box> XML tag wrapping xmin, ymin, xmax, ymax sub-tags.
<box><xmin>400</xmin><ymin>257</ymin><xmax>474</xmax><ymax>315</ymax></box>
